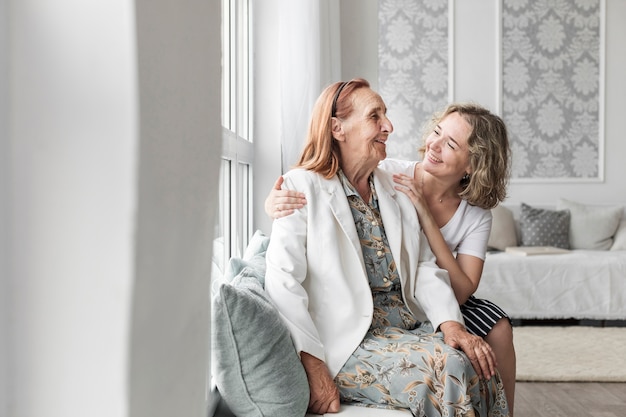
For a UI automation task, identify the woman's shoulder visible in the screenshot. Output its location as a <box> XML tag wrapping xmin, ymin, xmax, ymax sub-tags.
<box><xmin>378</xmin><ymin>158</ymin><xmax>418</xmax><ymax>176</ymax></box>
<box><xmin>282</xmin><ymin>168</ymin><xmax>335</xmax><ymax>190</ymax></box>
<box><xmin>283</xmin><ymin>167</ymin><xmax>313</xmax><ymax>180</ymax></box>
<box><xmin>457</xmin><ymin>200</ymin><xmax>492</xmax><ymax>229</ymax></box>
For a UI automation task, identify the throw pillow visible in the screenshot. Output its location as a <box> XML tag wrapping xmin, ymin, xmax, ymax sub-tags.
<box><xmin>611</xmin><ymin>219</ymin><xmax>626</xmax><ymax>251</ymax></box>
<box><xmin>488</xmin><ymin>205</ymin><xmax>518</xmax><ymax>250</ymax></box>
<box><xmin>212</xmin><ymin>273</ymin><xmax>309</xmax><ymax>417</ymax></box>
<box><xmin>243</xmin><ymin>229</ymin><xmax>270</xmax><ymax>260</ymax></box>
<box><xmin>222</xmin><ymin>230</ymin><xmax>270</xmax><ymax>287</ymax></box>
<box><xmin>519</xmin><ymin>203</ymin><xmax>570</xmax><ymax>249</ymax></box>
<box><xmin>556</xmin><ymin>198</ymin><xmax>623</xmax><ymax>250</ymax></box>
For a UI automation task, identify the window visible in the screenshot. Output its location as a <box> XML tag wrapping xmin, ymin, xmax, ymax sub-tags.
<box><xmin>214</xmin><ymin>0</ymin><xmax>253</xmax><ymax>282</ymax></box>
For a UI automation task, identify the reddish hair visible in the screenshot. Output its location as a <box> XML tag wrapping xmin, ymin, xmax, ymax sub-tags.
<box><xmin>296</xmin><ymin>78</ymin><xmax>371</xmax><ymax>178</ymax></box>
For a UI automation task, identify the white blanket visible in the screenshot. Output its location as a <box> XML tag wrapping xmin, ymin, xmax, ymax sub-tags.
<box><xmin>474</xmin><ymin>250</ymin><xmax>626</xmax><ymax>320</ymax></box>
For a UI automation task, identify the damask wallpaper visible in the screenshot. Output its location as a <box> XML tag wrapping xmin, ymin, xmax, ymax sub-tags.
<box><xmin>378</xmin><ymin>0</ymin><xmax>604</xmax><ymax>181</ymax></box>
<box><xmin>378</xmin><ymin>0</ymin><xmax>449</xmax><ymax>160</ymax></box>
<box><xmin>502</xmin><ymin>0</ymin><xmax>604</xmax><ymax>181</ymax></box>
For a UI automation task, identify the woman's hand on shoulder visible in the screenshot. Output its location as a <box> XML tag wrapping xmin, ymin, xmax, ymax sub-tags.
<box><xmin>393</xmin><ymin>173</ymin><xmax>428</xmax><ymax>214</ymax></box>
<box><xmin>264</xmin><ymin>176</ymin><xmax>307</xmax><ymax>219</ymax></box>
<box><xmin>439</xmin><ymin>321</ymin><xmax>497</xmax><ymax>381</ymax></box>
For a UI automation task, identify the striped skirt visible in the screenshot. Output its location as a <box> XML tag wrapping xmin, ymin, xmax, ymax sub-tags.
<box><xmin>461</xmin><ymin>296</ymin><xmax>510</xmax><ymax>338</ymax></box>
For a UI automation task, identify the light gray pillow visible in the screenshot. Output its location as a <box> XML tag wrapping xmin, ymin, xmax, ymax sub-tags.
<box><xmin>222</xmin><ymin>230</ymin><xmax>269</xmax><ymax>286</ymax></box>
<box><xmin>519</xmin><ymin>203</ymin><xmax>570</xmax><ymax>249</ymax></box>
<box><xmin>488</xmin><ymin>205</ymin><xmax>518</xmax><ymax>250</ymax></box>
<box><xmin>212</xmin><ymin>274</ymin><xmax>309</xmax><ymax>417</ymax></box>
<box><xmin>556</xmin><ymin>198</ymin><xmax>623</xmax><ymax>250</ymax></box>
<box><xmin>243</xmin><ymin>229</ymin><xmax>271</xmax><ymax>260</ymax></box>
<box><xmin>611</xmin><ymin>219</ymin><xmax>626</xmax><ymax>251</ymax></box>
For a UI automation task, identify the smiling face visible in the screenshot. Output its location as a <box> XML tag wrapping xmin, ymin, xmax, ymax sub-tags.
<box><xmin>422</xmin><ymin>111</ymin><xmax>473</xmax><ymax>181</ymax></box>
<box><xmin>333</xmin><ymin>87</ymin><xmax>393</xmax><ymax>172</ymax></box>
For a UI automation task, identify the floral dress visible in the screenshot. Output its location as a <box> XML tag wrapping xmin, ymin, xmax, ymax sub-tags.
<box><xmin>334</xmin><ymin>171</ymin><xmax>509</xmax><ymax>417</ymax></box>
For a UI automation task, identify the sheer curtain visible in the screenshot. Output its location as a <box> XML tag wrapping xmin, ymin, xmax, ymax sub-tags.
<box><xmin>278</xmin><ymin>0</ymin><xmax>342</xmax><ymax>171</ymax></box>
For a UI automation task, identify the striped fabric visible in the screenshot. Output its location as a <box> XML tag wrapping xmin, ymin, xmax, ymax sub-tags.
<box><xmin>461</xmin><ymin>296</ymin><xmax>511</xmax><ymax>338</ymax></box>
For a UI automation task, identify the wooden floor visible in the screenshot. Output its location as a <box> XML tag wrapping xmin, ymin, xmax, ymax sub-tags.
<box><xmin>515</xmin><ymin>382</ymin><xmax>626</xmax><ymax>417</ymax></box>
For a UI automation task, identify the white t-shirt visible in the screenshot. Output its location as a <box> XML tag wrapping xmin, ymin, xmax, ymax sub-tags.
<box><xmin>378</xmin><ymin>158</ymin><xmax>492</xmax><ymax>260</ymax></box>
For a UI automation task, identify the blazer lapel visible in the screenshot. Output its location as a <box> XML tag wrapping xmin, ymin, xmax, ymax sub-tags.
<box><xmin>317</xmin><ymin>175</ymin><xmax>362</xmax><ymax>258</ymax></box>
<box><xmin>373</xmin><ymin>169</ymin><xmax>403</xmax><ymax>267</ymax></box>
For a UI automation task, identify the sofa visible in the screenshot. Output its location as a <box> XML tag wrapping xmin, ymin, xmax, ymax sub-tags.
<box><xmin>474</xmin><ymin>198</ymin><xmax>626</xmax><ymax>321</ymax></box>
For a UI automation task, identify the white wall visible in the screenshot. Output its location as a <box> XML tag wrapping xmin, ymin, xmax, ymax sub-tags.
<box><xmin>7</xmin><ymin>1</ymin><xmax>137</xmax><ymax>415</ymax></box>
<box><xmin>129</xmin><ymin>1</ymin><xmax>220</xmax><ymax>416</ymax></box>
<box><xmin>0</xmin><ymin>0</ymin><xmax>8</xmax><ymax>413</ymax></box>
<box><xmin>253</xmin><ymin>0</ymin><xmax>283</xmax><ymax>236</ymax></box>
<box><xmin>2</xmin><ymin>0</ymin><xmax>220</xmax><ymax>416</ymax></box>
<box><xmin>340</xmin><ymin>0</ymin><xmax>379</xmax><ymax>90</ymax></box>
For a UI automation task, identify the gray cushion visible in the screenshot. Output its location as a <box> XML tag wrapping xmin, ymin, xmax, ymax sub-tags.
<box><xmin>212</xmin><ymin>231</ymin><xmax>309</xmax><ymax>417</ymax></box>
<box><xmin>556</xmin><ymin>198</ymin><xmax>623</xmax><ymax>250</ymax></box>
<box><xmin>519</xmin><ymin>203</ymin><xmax>570</xmax><ymax>249</ymax></box>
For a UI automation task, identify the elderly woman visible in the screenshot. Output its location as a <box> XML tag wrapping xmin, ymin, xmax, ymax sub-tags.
<box><xmin>264</xmin><ymin>78</ymin><xmax>509</xmax><ymax>416</ymax></box>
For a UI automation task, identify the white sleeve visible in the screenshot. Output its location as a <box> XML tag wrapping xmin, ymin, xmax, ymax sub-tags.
<box><xmin>455</xmin><ymin>207</ymin><xmax>492</xmax><ymax>260</ymax></box>
<box><xmin>264</xmin><ymin>172</ymin><xmax>326</xmax><ymax>361</ymax></box>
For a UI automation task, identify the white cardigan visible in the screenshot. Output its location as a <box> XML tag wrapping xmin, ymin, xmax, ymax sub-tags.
<box><xmin>265</xmin><ymin>168</ymin><xmax>463</xmax><ymax>377</ymax></box>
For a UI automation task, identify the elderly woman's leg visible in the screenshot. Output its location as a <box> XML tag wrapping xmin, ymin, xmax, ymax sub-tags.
<box><xmin>335</xmin><ymin>325</ymin><xmax>510</xmax><ymax>416</ymax></box>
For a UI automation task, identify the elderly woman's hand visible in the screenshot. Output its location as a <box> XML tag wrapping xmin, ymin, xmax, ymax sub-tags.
<box><xmin>300</xmin><ymin>352</ymin><xmax>341</xmax><ymax>415</ymax></box>
<box><xmin>439</xmin><ymin>321</ymin><xmax>497</xmax><ymax>380</ymax></box>
<box><xmin>265</xmin><ymin>176</ymin><xmax>307</xmax><ymax>219</ymax></box>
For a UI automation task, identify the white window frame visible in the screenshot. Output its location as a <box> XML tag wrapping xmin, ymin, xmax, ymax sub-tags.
<box><xmin>216</xmin><ymin>0</ymin><xmax>254</xmax><ymax>277</ymax></box>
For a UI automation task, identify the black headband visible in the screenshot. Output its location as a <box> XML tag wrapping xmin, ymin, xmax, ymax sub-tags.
<box><xmin>331</xmin><ymin>81</ymin><xmax>349</xmax><ymax>117</ymax></box>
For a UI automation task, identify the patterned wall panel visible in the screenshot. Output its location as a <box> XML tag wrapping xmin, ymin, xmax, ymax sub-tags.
<box><xmin>378</xmin><ymin>0</ymin><xmax>449</xmax><ymax>160</ymax></box>
<box><xmin>502</xmin><ymin>0</ymin><xmax>604</xmax><ymax>181</ymax></box>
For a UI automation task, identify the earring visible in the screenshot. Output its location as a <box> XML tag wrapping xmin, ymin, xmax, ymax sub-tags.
<box><xmin>462</xmin><ymin>173</ymin><xmax>470</xmax><ymax>181</ymax></box>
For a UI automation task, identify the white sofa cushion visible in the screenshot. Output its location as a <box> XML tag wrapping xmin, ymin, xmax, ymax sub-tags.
<box><xmin>611</xmin><ymin>218</ymin><xmax>626</xmax><ymax>251</ymax></box>
<box><xmin>488</xmin><ymin>205</ymin><xmax>518</xmax><ymax>250</ymax></box>
<box><xmin>557</xmin><ymin>198</ymin><xmax>623</xmax><ymax>250</ymax></box>
<box><xmin>307</xmin><ymin>405</ymin><xmax>412</xmax><ymax>416</ymax></box>
<box><xmin>476</xmin><ymin>249</ymin><xmax>626</xmax><ymax>320</ymax></box>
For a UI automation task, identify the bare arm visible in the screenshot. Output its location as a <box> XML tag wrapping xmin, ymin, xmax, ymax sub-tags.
<box><xmin>393</xmin><ymin>173</ymin><xmax>482</xmax><ymax>304</ymax></box>
<box><xmin>264</xmin><ymin>176</ymin><xmax>307</xmax><ymax>219</ymax></box>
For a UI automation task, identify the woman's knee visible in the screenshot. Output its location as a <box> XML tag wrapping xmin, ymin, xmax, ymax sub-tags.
<box><xmin>492</xmin><ymin>318</ymin><xmax>513</xmax><ymax>337</ymax></box>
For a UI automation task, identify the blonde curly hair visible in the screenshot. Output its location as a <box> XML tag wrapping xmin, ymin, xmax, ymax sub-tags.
<box><xmin>418</xmin><ymin>103</ymin><xmax>511</xmax><ymax>209</ymax></box>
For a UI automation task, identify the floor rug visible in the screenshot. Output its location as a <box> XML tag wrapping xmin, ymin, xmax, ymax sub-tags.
<box><xmin>514</xmin><ymin>326</ymin><xmax>626</xmax><ymax>382</ymax></box>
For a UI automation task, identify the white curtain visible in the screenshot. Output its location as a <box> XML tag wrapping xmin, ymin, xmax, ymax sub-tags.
<box><xmin>278</xmin><ymin>0</ymin><xmax>342</xmax><ymax>171</ymax></box>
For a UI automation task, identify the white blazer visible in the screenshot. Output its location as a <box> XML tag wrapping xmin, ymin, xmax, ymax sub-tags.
<box><xmin>265</xmin><ymin>168</ymin><xmax>464</xmax><ymax>377</ymax></box>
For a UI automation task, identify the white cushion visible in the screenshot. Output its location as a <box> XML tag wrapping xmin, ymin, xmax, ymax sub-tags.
<box><xmin>611</xmin><ymin>218</ymin><xmax>626</xmax><ymax>251</ymax></box>
<box><xmin>488</xmin><ymin>205</ymin><xmax>518</xmax><ymax>250</ymax></box>
<box><xmin>306</xmin><ymin>405</ymin><xmax>413</xmax><ymax>416</ymax></box>
<box><xmin>556</xmin><ymin>198</ymin><xmax>623</xmax><ymax>250</ymax></box>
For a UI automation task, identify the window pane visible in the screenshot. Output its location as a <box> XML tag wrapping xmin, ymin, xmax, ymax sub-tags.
<box><xmin>221</xmin><ymin>0</ymin><xmax>231</xmax><ymax>129</ymax></box>
<box><xmin>235</xmin><ymin>161</ymin><xmax>251</xmax><ymax>255</ymax></box>
<box><xmin>212</xmin><ymin>159</ymin><xmax>231</xmax><ymax>292</ymax></box>
<box><xmin>237</xmin><ymin>0</ymin><xmax>250</xmax><ymax>141</ymax></box>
